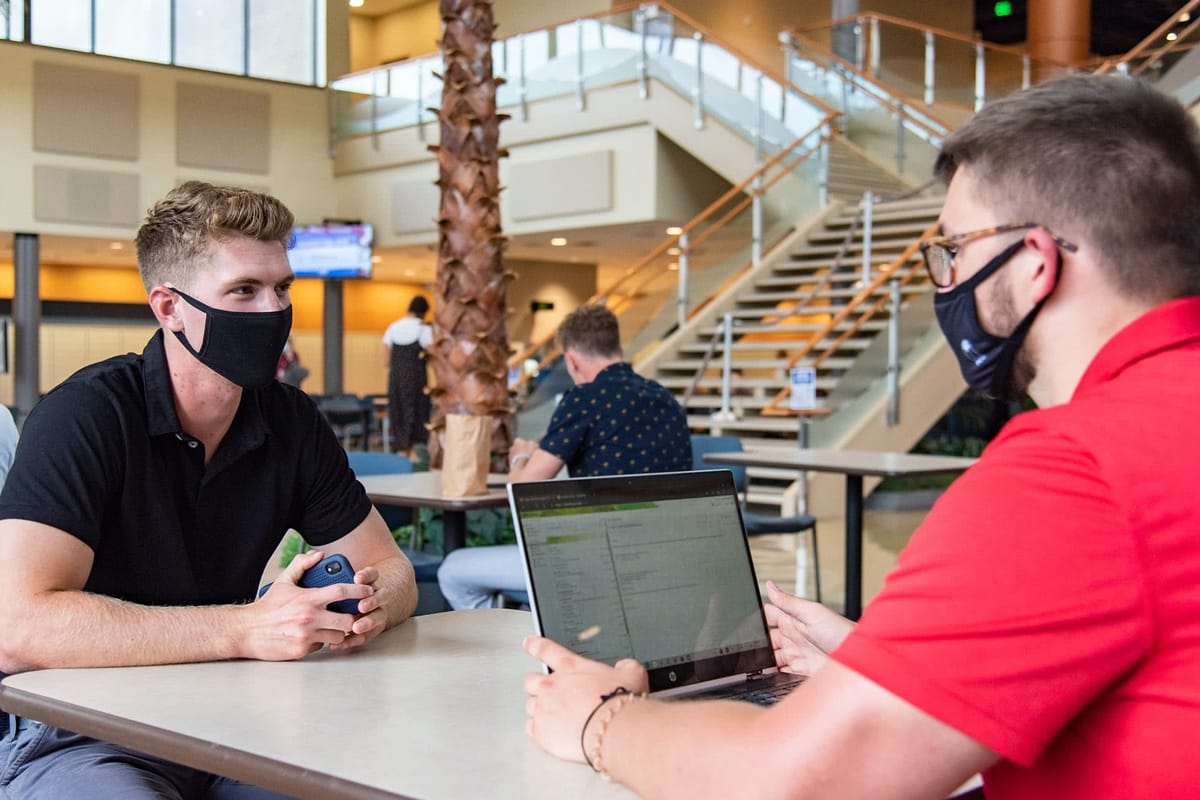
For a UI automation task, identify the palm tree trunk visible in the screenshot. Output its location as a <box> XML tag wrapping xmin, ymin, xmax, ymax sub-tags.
<box><xmin>428</xmin><ymin>0</ymin><xmax>513</xmax><ymax>472</ymax></box>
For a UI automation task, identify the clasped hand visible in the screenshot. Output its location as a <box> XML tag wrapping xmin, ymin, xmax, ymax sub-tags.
<box><xmin>249</xmin><ymin>549</ymin><xmax>385</xmax><ymax>661</ymax></box>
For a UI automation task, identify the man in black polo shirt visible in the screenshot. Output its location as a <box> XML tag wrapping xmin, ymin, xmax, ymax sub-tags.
<box><xmin>0</xmin><ymin>182</ymin><xmax>417</xmax><ymax>798</ymax></box>
<box><xmin>437</xmin><ymin>303</ymin><xmax>692</xmax><ymax>609</ymax></box>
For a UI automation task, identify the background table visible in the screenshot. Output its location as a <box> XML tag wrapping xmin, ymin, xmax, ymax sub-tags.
<box><xmin>0</xmin><ymin>610</ymin><xmax>632</xmax><ymax>800</ymax></box>
<box><xmin>703</xmin><ymin>448</ymin><xmax>975</xmax><ymax>619</ymax></box>
<box><xmin>360</xmin><ymin>472</ymin><xmax>509</xmax><ymax>554</ymax></box>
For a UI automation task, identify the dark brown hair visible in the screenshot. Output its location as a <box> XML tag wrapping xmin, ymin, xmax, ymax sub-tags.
<box><xmin>556</xmin><ymin>304</ymin><xmax>622</xmax><ymax>359</ymax></box>
<box><xmin>935</xmin><ymin>74</ymin><xmax>1200</xmax><ymax>301</ymax></box>
<box><xmin>135</xmin><ymin>181</ymin><xmax>295</xmax><ymax>291</ymax></box>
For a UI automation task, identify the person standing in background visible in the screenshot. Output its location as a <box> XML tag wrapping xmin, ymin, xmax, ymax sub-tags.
<box><xmin>0</xmin><ymin>406</ymin><xmax>17</xmax><ymax>488</ymax></box>
<box><xmin>381</xmin><ymin>295</ymin><xmax>433</xmax><ymax>458</ymax></box>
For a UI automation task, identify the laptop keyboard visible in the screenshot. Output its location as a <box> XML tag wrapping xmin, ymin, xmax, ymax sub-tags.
<box><xmin>690</xmin><ymin>672</ymin><xmax>805</xmax><ymax>707</ymax></box>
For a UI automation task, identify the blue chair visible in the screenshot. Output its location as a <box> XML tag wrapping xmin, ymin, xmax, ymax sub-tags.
<box><xmin>690</xmin><ymin>435</ymin><xmax>821</xmax><ymax>602</ymax></box>
<box><xmin>346</xmin><ymin>451</ymin><xmax>447</xmax><ymax>615</ymax></box>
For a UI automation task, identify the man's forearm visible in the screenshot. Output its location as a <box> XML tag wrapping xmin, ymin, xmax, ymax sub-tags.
<box><xmin>0</xmin><ymin>590</ymin><xmax>246</xmax><ymax>674</ymax></box>
<box><xmin>375</xmin><ymin>554</ymin><xmax>418</xmax><ymax>627</ymax></box>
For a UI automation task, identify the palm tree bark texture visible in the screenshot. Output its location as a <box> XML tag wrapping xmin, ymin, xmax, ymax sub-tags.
<box><xmin>427</xmin><ymin>0</ymin><xmax>514</xmax><ymax>473</ymax></box>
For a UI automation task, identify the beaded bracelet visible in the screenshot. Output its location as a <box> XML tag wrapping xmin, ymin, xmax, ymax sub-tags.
<box><xmin>582</xmin><ymin>687</ymin><xmax>647</xmax><ymax>781</ymax></box>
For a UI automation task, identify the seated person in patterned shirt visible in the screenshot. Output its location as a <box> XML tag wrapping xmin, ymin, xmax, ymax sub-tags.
<box><xmin>436</xmin><ymin>303</ymin><xmax>693</xmax><ymax>609</ymax></box>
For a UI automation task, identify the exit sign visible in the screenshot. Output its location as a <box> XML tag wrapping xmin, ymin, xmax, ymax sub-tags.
<box><xmin>994</xmin><ymin>1</ymin><xmax>1013</xmax><ymax>17</ymax></box>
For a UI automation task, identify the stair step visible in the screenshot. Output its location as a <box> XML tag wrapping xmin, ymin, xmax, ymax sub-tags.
<box><xmin>740</xmin><ymin>285</ymin><xmax>929</xmax><ymax>303</ymax></box>
<box><xmin>660</xmin><ymin>356</ymin><xmax>854</xmax><ymax>372</ymax></box>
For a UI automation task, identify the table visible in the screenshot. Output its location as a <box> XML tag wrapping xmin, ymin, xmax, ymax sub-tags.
<box><xmin>359</xmin><ymin>472</ymin><xmax>509</xmax><ymax>554</ymax></box>
<box><xmin>703</xmin><ymin>448</ymin><xmax>975</xmax><ymax>620</ymax></box>
<box><xmin>0</xmin><ymin>609</ymin><xmax>632</xmax><ymax>800</ymax></box>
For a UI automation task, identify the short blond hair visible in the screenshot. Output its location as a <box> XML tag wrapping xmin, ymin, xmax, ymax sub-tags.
<box><xmin>134</xmin><ymin>181</ymin><xmax>294</xmax><ymax>291</ymax></box>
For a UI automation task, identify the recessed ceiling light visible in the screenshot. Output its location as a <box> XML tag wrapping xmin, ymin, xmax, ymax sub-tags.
<box><xmin>403</xmin><ymin>269</ymin><xmax>415</xmax><ymax>276</ymax></box>
<box><xmin>667</xmin><ymin>247</ymin><xmax>681</xmax><ymax>256</ymax></box>
<box><xmin>109</xmin><ymin>242</ymin><xmax>124</xmax><ymax>251</ymax></box>
<box><xmin>371</xmin><ymin>255</ymin><xmax>382</xmax><ymax>263</ymax></box>
<box><xmin>1167</xmin><ymin>31</ymin><xmax>1179</xmax><ymax>41</ymax></box>
<box><xmin>667</xmin><ymin>262</ymin><xmax>679</xmax><ymax>271</ymax></box>
<box><xmin>1181</xmin><ymin>12</ymin><xmax>1191</xmax><ymax>22</ymax></box>
<box><xmin>666</xmin><ymin>226</ymin><xmax>683</xmax><ymax>236</ymax></box>
<box><xmin>550</xmin><ymin>237</ymin><xmax>568</xmax><ymax>247</ymax></box>
<box><xmin>348</xmin><ymin>0</ymin><xmax>364</xmax><ymax>7</ymax></box>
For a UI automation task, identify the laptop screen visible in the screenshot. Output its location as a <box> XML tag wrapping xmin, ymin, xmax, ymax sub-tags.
<box><xmin>510</xmin><ymin>470</ymin><xmax>776</xmax><ymax>693</ymax></box>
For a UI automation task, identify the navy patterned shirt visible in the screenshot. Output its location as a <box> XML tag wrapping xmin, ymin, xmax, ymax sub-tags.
<box><xmin>539</xmin><ymin>362</ymin><xmax>692</xmax><ymax>476</ymax></box>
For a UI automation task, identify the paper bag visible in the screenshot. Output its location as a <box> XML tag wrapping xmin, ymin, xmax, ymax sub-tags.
<box><xmin>441</xmin><ymin>414</ymin><xmax>490</xmax><ymax>497</ymax></box>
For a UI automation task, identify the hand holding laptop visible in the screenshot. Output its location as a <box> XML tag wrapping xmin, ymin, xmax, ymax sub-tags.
<box><xmin>764</xmin><ymin>581</ymin><xmax>855</xmax><ymax>679</ymax></box>
<box><xmin>523</xmin><ymin>635</ymin><xmax>649</xmax><ymax>765</ymax></box>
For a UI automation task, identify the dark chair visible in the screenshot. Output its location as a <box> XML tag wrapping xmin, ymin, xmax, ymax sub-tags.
<box><xmin>318</xmin><ymin>394</ymin><xmax>371</xmax><ymax>450</ymax></box>
<box><xmin>690</xmin><ymin>434</ymin><xmax>821</xmax><ymax>602</ymax></box>
<box><xmin>345</xmin><ymin>451</ymin><xmax>448</xmax><ymax>615</ymax></box>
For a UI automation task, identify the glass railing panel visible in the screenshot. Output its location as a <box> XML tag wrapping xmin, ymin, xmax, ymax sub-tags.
<box><xmin>329</xmin><ymin>3</ymin><xmax>831</xmax><ymax>184</ymax></box>
<box><xmin>2</xmin><ymin>0</ymin><xmax>24</xmax><ymax>40</ymax></box>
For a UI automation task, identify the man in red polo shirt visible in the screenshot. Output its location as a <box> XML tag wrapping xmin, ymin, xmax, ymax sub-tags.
<box><xmin>519</xmin><ymin>74</ymin><xmax>1200</xmax><ymax>798</ymax></box>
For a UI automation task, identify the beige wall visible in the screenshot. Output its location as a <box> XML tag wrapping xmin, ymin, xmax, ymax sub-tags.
<box><xmin>506</xmin><ymin>258</ymin><xmax>598</xmax><ymax>350</ymax></box>
<box><xmin>0</xmin><ymin>44</ymin><xmax>336</xmax><ymax>235</ymax></box>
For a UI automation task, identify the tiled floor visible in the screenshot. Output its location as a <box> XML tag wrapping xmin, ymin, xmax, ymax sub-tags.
<box><xmin>747</xmin><ymin>507</ymin><xmax>931</xmax><ymax>615</ymax></box>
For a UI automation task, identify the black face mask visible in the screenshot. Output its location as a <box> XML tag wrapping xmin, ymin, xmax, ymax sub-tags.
<box><xmin>933</xmin><ymin>240</ymin><xmax>1048</xmax><ymax>399</ymax></box>
<box><xmin>172</xmin><ymin>289</ymin><xmax>293</xmax><ymax>389</ymax></box>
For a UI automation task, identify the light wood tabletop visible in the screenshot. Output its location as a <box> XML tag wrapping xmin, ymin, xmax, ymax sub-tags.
<box><xmin>0</xmin><ymin>609</ymin><xmax>634</xmax><ymax>800</ymax></box>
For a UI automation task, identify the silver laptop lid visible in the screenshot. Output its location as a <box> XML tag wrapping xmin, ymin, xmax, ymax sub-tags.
<box><xmin>509</xmin><ymin>470</ymin><xmax>776</xmax><ymax>694</ymax></box>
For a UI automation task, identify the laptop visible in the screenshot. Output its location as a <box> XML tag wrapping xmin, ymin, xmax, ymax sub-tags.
<box><xmin>509</xmin><ymin>469</ymin><xmax>803</xmax><ymax>705</ymax></box>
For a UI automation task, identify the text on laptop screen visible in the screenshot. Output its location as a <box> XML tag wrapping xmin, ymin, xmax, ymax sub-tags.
<box><xmin>513</xmin><ymin>473</ymin><xmax>772</xmax><ymax>678</ymax></box>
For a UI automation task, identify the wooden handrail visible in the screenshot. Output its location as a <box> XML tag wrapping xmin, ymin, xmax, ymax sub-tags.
<box><xmin>1095</xmin><ymin>0</ymin><xmax>1200</xmax><ymax>74</ymax></box>
<box><xmin>759</xmin><ymin>222</ymin><xmax>937</xmax><ymax>415</ymax></box>
<box><xmin>782</xmin><ymin>27</ymin><xmax>951</xmax><ymax>143</ymax></box>
<box><xmin>506</xmin><ymin>121</ymin><xmax>833</xmax><ymax>381</ymax></box>
<box><xmin>793</xmin><ymin>12</ymin><xmax>1069</xmax><ymax>68</ymax></box>
<box><xmin>333</xmin><ymin>1</ymin><xmax>840</xmax><ymax>118</ymax></box>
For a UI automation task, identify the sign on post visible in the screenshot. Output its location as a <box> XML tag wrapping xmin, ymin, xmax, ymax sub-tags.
<box><xmin>789</xmin><ymin>366</ymin><xmax>817</xmax><ymax>411</ymax></box>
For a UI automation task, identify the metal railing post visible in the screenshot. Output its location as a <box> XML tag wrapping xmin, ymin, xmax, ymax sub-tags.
<box><xmin>416</xmin><ymin>67</ymin><xmax>425</xmax><ymax>142</ymax></box>
<box><xmin>854</xmin><ymin>22</ymin><xmax>864</xmax><ymax>72</ymax></box>
<box><xmin>576</xmin><ymin>20</ymin><xmax>586</xmax><ymax>110</ymax></box>
<box><xmin>1021</xmin><ymin>53</ymin><xmax>1031</xmax><ymax>89</ymax></box>
<box><xmin>895</xmin><ymin>102</ymin><xmax>906</xmax><ymax>176</ymax></box>
<box><xmin>818</xmin><ymin>123</ymin><xmax>831</xmax><ymax>208</ymax></box>
<box><xmin>923</xmin><ymin>30</ymin><xmax>935</xmax><ymax>106</ymax></box>
<box><xmin>860</xmin><ymin>191</ymin><xmax>875</xmax><ymax>285</ymax></box>
<box><xmin>693</xmin><ymin>31</ymin><xmax>705</xmax><ymax>129</ymax></box>
<box><xmin>886</xmin><ymin>279</ymin><xmax>901</xmax><ymax>426</ymax></box>
<box><xmin>868</xmin><ymin>16</ymin><xmax>880</xmax><ymax>79</ymax></box>
<box><xmin>712</xmin><ymin>312</ymin><xmax>737</xmax><ymax>423</ymax></box>
<box><xmin>677</xmin><ymin>232</ymin><xmax>690</xmax><ymax>329</ymax></box>
<box><xmin>974</xmin><ymin>41</ymin><xmax>985</xmax><ymax>111</ymax></box>
<box><xmin>637</xmin><ymin>8</ymin><xmax>648</xmax><ymax>99</ymax></box>
<box><xmin>518</xmin><ymin>35</ymin><xmax>529</xmax><ymax>121</ymax></box>
<box><xmin>752</xmin><ymin>74</ymin><xmax>764</xmax><ymax>266</ymax></box>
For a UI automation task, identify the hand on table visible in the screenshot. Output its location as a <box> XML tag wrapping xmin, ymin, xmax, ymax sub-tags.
<box><xmin>523</xmin><ymin>636</ymin><xmax>649</xmax><ymax>763</ymax></box>
<box><xmin>327</xmin><ymin>562</ymin><xmax>390</xmax><ymax>652</ymax></box>
<box><xmin>246</xmin><ymin>549</ymin><xmax>375</xmax><ymax>661</ymax></box>
<box><xmin>764</xmin><ymin>580</ymin><xmax>855</xmax><ymax>678</ymax></box>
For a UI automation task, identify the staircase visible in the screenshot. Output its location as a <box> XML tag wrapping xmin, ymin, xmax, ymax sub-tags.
<box><xmin>638</xmin><ymin>193</ymin><xmax>945</xmax><ymax>511</ymax></box>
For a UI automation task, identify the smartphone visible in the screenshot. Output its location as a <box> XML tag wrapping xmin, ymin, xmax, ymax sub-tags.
<box><xmin>258</xmin><ymin>553</ymin><xmax>361</xmax><ymax>615</ymax></box>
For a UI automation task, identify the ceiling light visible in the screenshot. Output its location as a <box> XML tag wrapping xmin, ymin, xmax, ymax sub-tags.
<box><xmin>371</xmin><ymin>255</ymin><xmax>382</xmax><ymax>263</ymax></box>
<box><xmin>666</xmin><ymin>226</ymin><xmax>683</xmax><ymax>236</ymax></box>
<box><xmin>667</xmin><ymin>247</ymin><xmax>681</xmax><ymax>256</ymax></box>
<box><xmin>403</xmin><ymin>269</ymin><xmax>415</xmax><ymax>277</ymax></box>
<box><xmin>667</xmin><ymin>262</ymin><xmax>679</xmax><ymax>271</ymax></box>
<box><xmin>550</xmin><ymin>237</ymin><xmax>568</xmax><ymax>247</ymax></box>
<box><xmin>348</xmin><ymin>0</ymin><xmax>364</xmax><ymax>7</ymax></box>
<box><xmin>108</xmin><ymin>242</ymin><xmax>124</xmax><ymax>251</ymax></box>
<box><xmin>1167</xmin><ymin>31</ymin><xmax>1179</xmax><ymax>41</ymax></box>
<box><xmin>1181</xmin><ymin>12</ymin><xmax>1191</xmax><ymax>22</ymax></box>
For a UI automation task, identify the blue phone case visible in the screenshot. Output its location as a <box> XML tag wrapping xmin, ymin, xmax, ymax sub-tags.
<box><xmin>258</xmin><ymin>554</ymin><xmax>360</xmax><ymax>615</ymax></box>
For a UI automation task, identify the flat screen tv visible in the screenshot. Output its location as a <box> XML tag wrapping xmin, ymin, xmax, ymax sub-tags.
<box><xmin>287</xmin><ymin>223</ymin><xmax>374</xmax><ymax>279</ymax></box>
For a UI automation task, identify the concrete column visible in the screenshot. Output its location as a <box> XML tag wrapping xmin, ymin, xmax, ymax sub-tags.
<box><xmin>13</xmin><ymin>233</ymin><xmax>40</xmax><ymax>423</ymax></box>
<box><xmin>1028</xmin><ymin>0</ymin><xmax>1090</xmax><ymax>79</ymax></box>
<box><xmin>322</xmin><ymin>279</ymin><xmax>343</xmax><ymax>395</ymax></box>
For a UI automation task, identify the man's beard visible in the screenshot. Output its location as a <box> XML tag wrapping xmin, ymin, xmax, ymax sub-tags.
<box><xmin>987</xmin><ymin>271</ymin><xmax>1037</xmax><ymax>401</ymax></box>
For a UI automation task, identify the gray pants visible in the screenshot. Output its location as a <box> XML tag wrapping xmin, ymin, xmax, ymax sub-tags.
<box><xmin>436</xmin><ymin>544</ymin><xmax>526</xmax><ymax>610</ymax></box>
<box><xmin>0</xmin><ymin>716</ymin><xmax>295</xmax><ymax>799</ymax></box>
